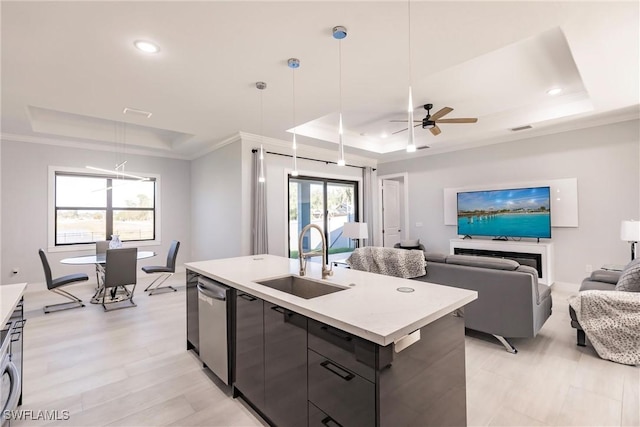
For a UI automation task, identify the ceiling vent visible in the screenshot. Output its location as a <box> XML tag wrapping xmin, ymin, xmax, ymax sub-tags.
<box><xmin>123</xmin><ymin>107</ymin><xmax>152</xmax><ymax>118</ymax></box>
<box><xmin>510</xmin><ymin>125</ymin><xmax>532</xmax><ymax>132</ymax></box>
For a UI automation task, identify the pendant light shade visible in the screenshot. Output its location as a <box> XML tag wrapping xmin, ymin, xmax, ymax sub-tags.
<box><xmin>405</xmin><ymin>1</ymin><xmax>416</xmax><ymax>154</ymax></box>
<box><xmin>256</xmin><ymin>81</ymin><xmax>267</xmax><ymax>183</ymax></box>
<box><xmin>333</xmin><ymin>26</ymin><xmax>347</xmax><ymax>166</ymax></box>
<box><xmin>288</xmin><ymin>58</ymin><xmax>300</xmax><ymax>177</ymax></box>
<box><xmin>406</xmin><ymin>86</ymin><xmax>416</xmax><ymax>153</ymax></box>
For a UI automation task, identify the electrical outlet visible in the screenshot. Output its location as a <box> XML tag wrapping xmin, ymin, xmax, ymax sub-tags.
<box><xmin>12</xmin><ymin>267</ymin><xmax>19</xmax><ymax>275</ymax></box>
<box><xmin>585</xmin><ymin>264</ymin><xmax>593</xmax><ymax>273</ymax></box>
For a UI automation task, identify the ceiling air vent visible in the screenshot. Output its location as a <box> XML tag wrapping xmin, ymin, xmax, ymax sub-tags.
<box><xmin>123</xmin><ymin>107</ymin><xmax>152</xmax><ymax>119</ymax></box>
<box><xmin>510</xmin><ymin>125</ymin><xmax>532</xmax><ymax>132</ymax></box>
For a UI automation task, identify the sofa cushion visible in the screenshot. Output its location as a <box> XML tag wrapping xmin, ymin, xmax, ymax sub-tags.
<box><xmin>516</xmin><ymin>265</ymin><xmax>538</xmax><ymax>277</ymax></box>
<box><xmin>589</xmin><ymin>270</ymin><xmax>622</xmax><ymax>285</ymax></box>
<box><xmin>580</xmin><ymin>280</ymin><xmax>616</xmax><ymax>292</ymax></box>
<box><xmin>424</xmin><ymin>252</ymin><xmax>447</xmax><ymax>263</ymax></box>
<box><xmin>616</xmin><ymin>258</ymin><xmax>640</xmax><ymax>292</ymax></box>
<box><xmin>445</xmin><ymin>254</ymin><xmax>519</xmax><ymax>271</ymax></box>
<box><xmin>400</xmin><ymin>239</ymin><xmax>420</xmax><ymax>247</ymax></box>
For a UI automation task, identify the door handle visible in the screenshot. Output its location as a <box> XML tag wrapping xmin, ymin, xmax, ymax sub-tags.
<box><xmin>321</xmin><ymin>325</ymin><xmax>352</xmax><ymax>342</ymax></box>
<box><xmin>321</xmin><ymin>416</ymin><xmax>344</xmax><ymax>427</ymax></box>
<box><xmin>270</xmin><ymin>306</ymin><xmax>286</xmax><ymax>314</ymax></box>
<box><xmin>320</xmin><ymin>360</ymin><xmax>355</xmax><ymax>381</ymax></box>
<box><xmin>238</xmin><ymin>293</ymin><xmax>257</xmax><ymax>302</ymax></box>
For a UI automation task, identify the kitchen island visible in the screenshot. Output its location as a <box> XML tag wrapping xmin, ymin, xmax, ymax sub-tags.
<box><xmin>186</xmin><ymin>255</ymin><xmax>477</xmax><ymax>427</ymax></box>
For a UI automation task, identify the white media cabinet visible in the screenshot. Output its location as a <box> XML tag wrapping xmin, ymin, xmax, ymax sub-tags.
<box><xmin>450</xmin><ymin>239</ymin><xmax>554</xmax><ymax>285</ymax></box>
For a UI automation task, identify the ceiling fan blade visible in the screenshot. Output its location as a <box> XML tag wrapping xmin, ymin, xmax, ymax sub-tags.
<box><xmin>389</xmin><ymin>120</ymin><xmax>421</xmax><ymax>123</ymax></box>
<box><xmin>430</xmin><ymin>125</ymin><xmax>442</xmax><ymax>136</ymax></box>
<box><xmin>416</xmin><ymin>145</ymin><xmax>430</xmax><ymax>150</ymax></box>
<box><xmin>435</xmin><ymin>118</ymin><xmax>478</xmax><ymax>124</ymax></box>
<box><xmin>430</xmin><ymin>107</ymin><xmax>453</xmax><ymax>121</ymax></box>
<box><xmin>391</xmin><ymin>127</ymin><xmax>408</xmax><ymax>135</ymax></box>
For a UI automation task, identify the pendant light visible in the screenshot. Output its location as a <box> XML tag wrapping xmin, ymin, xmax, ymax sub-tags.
<box><xmin>333</xmin><ymin>25</ymin><xmax>347</xmax><ymax>166</ymax></box>
<box><xmin>288</xmin><ymin>58</ymin><xmax>300</xmax><ymax>177</ymax></box>
<box><xmin>406</xmin><ymin>1</ymin><xmax>416</xmax><ymax>153</ymax></box>
<box><xmin>256</xmin><ymin>81</ymin><xmax>267</xmax><ymax>183</ymax></box>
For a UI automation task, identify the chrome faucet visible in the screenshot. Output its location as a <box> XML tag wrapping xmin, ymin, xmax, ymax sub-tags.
<box><xmin>298</xmin><ymin>223</ymin><xmax>333</xmax><ymax>279</ymax></box>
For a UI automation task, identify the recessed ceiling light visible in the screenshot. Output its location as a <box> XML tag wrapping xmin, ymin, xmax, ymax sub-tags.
<box><xmin>546</xmin><ymin>87</ymin><xmax>562</xmax><ymax>96</ymax></box>
<box><xmin>380</xmin><ymin>133</ymin><xmax>388</xmax><ymax>139</ymax></box>
<box><xmin>134</xmin><ymin>40</ymin><xmax>160</xmax><ymax>54</ymax></box>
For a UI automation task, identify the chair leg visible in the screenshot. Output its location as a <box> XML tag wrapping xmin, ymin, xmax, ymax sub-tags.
<box><xmin>492</xmin><ymin>334</ymin><xmax>518</xmax><ymax>354</ymax></box>
<box><xmin>44</xmin><ymin>288</ymin><xmax>85</xmax><ymax>314</ymax></box>
<box><xmin>576</xmin><ymin>329</ymin><xmax>586</xmax><ymax>347</ymax></box>
<box><xmin>144</xmin><ymin>273</ymin><xmax>176</xmax><ymax>295</ymax></box>
<box><xmin>102</xmin><ymin>285</ymin><xmax>137</xmax><ymax>311</ymax></box>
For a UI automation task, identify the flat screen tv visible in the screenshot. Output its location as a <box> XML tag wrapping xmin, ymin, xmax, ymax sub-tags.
<box><xmin>457</xmin><ymin>186</ymin><xmax>551</xmax><ymax>239</ymax></box>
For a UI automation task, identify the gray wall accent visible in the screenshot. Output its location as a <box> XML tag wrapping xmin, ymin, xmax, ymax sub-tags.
<box><xmin>0</xmin><ymin>140</ymin><xmax>191</xmax><ymax>285</ymax></box>
<box><xmin>376</xmin><ymin>120</ymin><xmax>640</xmax><ymax>285</ymax></box>
<box><xmin>190</xmin><ymin>140</ymin><xmax>245</xmax><ymax>261</ymax></box>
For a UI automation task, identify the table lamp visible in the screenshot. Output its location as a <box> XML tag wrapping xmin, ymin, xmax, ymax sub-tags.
<box><xmin>620</xmin><ymin>220</ymin><xmax>640</xmax><ymax>261</ymax></box>
<box><xmin>343</xmin><ymin>222</ymin><xmax>368</xmax><ymax>248</ymax></box>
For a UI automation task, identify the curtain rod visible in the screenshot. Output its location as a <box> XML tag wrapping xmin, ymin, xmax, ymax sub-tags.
<box><xmin>251</xmin><ymin>149</ymin><xmax>374</xmax><ymax>171</ymax></box>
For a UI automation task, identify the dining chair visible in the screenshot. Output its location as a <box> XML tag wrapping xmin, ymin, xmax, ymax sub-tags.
<box><xmin>102</xmin><ymin>247</ymin><xmax>138</xmax><ymax>311</ymax></box>
<box><xmin>39</xmin><ymin>249</ymin><xmax>88</xmax><ymax>314</ymax></box>
<box><xmin>143</xmin><ymin>240</ymin><xmax>180</xmax><ymax>295</ymax></box>
<box><xmin>94</xmin><ymin>240</ymin><xmax>109</xmax><ymax>284</ymax></box>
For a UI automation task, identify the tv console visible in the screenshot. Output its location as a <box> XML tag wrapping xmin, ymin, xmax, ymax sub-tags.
<box><xmin>450</xmin><ymin>239</ymin><xmax>554</xmax><ymax>285</ymax></box>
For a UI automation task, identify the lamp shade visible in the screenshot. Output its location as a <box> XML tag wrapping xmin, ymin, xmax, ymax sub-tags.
<box><xmin>343</xmin><ymin>222</ymin><xmax>369</xmax><ymax>239</ymax></box>
<box><xmin>621</xmin><ymin>220</ymin><xmax>640</xmax><ymax>242</ymax></box>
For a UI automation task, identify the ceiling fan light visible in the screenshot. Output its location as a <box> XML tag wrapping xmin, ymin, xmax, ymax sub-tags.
<box><xmin>546</xmin><ymin>87</ymin><xmax>562</xmax><ymax>96</ymax></box>
<box><xmin>337</xmin><ymin>159</ymin><xmax>346</xmax><ymax>167</ymax></box>
<box><xmin>406</xmin><ymin>143</ymin><xmax>416</xmax><ymax>153</ymax></box>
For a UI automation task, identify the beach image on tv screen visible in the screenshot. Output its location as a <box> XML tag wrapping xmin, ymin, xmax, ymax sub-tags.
<box><xmin>457</xmin><ymin>187</ymin><xmax>551</xmax><ymax>238</ymax></box>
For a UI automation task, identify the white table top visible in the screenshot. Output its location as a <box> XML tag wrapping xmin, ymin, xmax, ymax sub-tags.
<box><xmin>1</xmin><ymin>283</ymin><xmax>27</xmax><ymax>327</ymax></box>
<box><xmin>60</xmin><ymin>251</ymin><xmax>156</xmax><ymax>265</ymax></box>
<box><xmin>185</xmin><ymin>254</ymin><xmax>477</xmax><ymax>346</ymax></box>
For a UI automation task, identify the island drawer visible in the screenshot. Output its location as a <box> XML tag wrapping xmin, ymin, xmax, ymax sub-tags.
<box><xmin>308</xmin><ymin>349</ymin><xmax>375</xmax><ymax>427</ymax></box>
<box><xmin>309</xmin><ymin>402</ymin><xmax>342</xmax><ymax>427</ymax></box>
<box><xmin>307</xmin><ymin>319</ymin><xmax>378</xmax><ymax>382</ymax></box>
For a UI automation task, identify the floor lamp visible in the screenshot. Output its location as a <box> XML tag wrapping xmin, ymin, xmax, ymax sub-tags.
<box><xmin>343</xmin><ymin>222</ymin><xmax>368</xmax><ymax>249</ymax></box>
<box><xmin>621</xmin><ymin>220</ymin><xmax>640</xmax><ymax>261</ymax></box>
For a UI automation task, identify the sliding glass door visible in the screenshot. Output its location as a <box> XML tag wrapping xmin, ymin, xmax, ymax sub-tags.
<box><xmin>288</xmin><ymin>176</ymin><xmax>358</xmax><ymax>262</ymax></box>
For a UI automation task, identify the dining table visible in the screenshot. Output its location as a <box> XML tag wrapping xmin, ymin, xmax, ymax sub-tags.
<box><xmin>60</xmin><ymin>250</ymin><xmax>156</xmax><ymax>303</ymax></box>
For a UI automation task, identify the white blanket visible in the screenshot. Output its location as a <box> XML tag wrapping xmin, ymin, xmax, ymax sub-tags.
<box><xmin>569</xmin><ymin>290</ymin><xmax>640</xmax><ymax>366</ymax></box>
<box><xmin>346</xmin><ymin>247</ymin><xmax>426</xmax><ymax>279</ymax></box>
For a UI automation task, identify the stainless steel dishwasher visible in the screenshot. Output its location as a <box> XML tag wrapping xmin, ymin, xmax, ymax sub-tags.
<box><xmin>197</xmin><ymin>277</ymin><xmax>231</xmax><ymax>385</ymax></box>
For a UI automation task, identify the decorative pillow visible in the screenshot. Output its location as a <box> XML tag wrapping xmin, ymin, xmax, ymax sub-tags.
<box><xmin>446</xmin><ymin>255</ymin><xmax>519</xmax><ymax>271</ymax></box>
<box><xmin>616</xmin><ymin>258</ymin><xmax>640</xmax><ymax>292</ymax></box>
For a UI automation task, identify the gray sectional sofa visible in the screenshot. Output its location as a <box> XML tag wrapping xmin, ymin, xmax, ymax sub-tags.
<box><xmin>412</xmin><ymin>253</ymin><xmax>553</xmax><ymax>353</ymax></box>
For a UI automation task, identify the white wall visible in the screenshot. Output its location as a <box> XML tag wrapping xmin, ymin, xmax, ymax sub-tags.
<box><xmin>190</xmin><ymin>139</ymin><xmax>246</xmax><ymax>261</ymax></box>
<box><xmin>376</xmin><ymin>120</ymin><xmax>640</xmax><ymax>285</ymax></box>
<box><xmin>0</xmin><ymin>140</ymin><xmax>191</xmax><ymax>285</ymax></box>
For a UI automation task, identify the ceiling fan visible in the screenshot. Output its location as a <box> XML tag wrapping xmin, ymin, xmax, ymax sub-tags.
<box><xmin>391</xmin><ymin>104</ymin><xmax>478</xmax><ymax>136</ymax></box>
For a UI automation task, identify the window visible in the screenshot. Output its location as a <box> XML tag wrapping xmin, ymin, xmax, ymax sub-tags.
<box><xmin>54</xmin><ymin>172</ymin><xmax>156</xmax><ymax>245</ymax></box>
<box><xmin>288</xmin><ymin>176</ymin><xmax>358</xmax><ymax>261</ymax></box>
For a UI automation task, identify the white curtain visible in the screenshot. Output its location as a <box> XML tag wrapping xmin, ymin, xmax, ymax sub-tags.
<box><xmin>251</xmin><ymin>150</ymin><xmax>268</xmax><ymax>254</ymax></box>
<box><xmin>362</xmin><ymin>166</ymin><xmax>377</xmax><ymax>246</ymax></box>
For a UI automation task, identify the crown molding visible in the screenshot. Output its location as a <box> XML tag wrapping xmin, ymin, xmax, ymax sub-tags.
<box><xmin>0</xmin><ymin>132</ymin><xmax>191</xmax><ymax>160</ymax></box>
<box><xmin>239</xmin><ymin>131</ymin><xmax>378</xmax><ymax>168</ymax></box>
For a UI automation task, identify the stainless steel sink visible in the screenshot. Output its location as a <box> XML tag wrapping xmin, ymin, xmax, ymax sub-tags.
<box><xmin>255</xmin><ymin>275</ymin><xmax>347</xmax><ymax>299</ymax></box>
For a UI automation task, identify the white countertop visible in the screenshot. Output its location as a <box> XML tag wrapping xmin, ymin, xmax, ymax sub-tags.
<box><xmin>1</xmin><ymin>283</ymin><xmax>27</xmax><ymax>327</ymax></box>
<box><xmin>186</xmin><ymin>255</ymin><xmax>477</xmax><ymax>346</ymax></box>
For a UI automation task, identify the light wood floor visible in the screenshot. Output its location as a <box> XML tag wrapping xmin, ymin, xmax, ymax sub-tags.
<box><xmin>12</xmin><ymin>274</ymin><xmax>639</xmax><ymax>427</ymax></box>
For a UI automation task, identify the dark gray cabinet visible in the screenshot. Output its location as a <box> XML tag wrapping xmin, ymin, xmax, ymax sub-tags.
<box><xmin>232</xmin><ymin>289</ymin><xmax>467</xmax><ymax>427</ymax></box>
<box><xmin>264</xmin><ymin>303</ymin><xmax>308</xmax><ymax>427</ymax></box>
<box><xmin>186</xmin><ymin>270</ymin><xmax>200</xmax><ymax>353</ymax></box>
<box><xmin>234</xmin><ymin>292</ymin><xmax>265</xmax><ymax>409</ymax></box>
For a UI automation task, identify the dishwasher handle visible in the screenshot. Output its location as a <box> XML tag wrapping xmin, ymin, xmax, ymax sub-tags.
<box><xmin>197</xmin><ymin>279</ymin><xmax>228</xmax><ymax>301</ymax></box>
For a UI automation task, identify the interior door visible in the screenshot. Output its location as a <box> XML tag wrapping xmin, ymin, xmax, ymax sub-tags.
<box><xmin>382</xmin><ymin>179</ymin><xmax>401</xmax><ymax>247</ymax></box>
